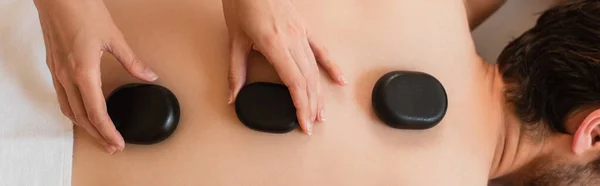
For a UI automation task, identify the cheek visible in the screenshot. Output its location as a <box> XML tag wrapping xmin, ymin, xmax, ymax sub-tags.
<box><xmin>528</xmin><ymin>163</ymin><xmax>596</xmax><ymax>186</ymax></box>
<box><xmin>524</xmin><ymin>154</ymin><xmax>599</xmax><ymax>185</ymax></box>
<box><xmin>498</xmin><ymin>154</ymin><xmax>559</xmax><ymax>184</ymax></box>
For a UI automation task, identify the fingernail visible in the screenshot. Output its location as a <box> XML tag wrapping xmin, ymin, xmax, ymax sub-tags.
<box><xmin>144</xmin><ymin>67</ymin><xmax>158</xmax><ymax>81</ymax></box>
<box><xmin>339</xmin><ymin>75</ymin><xmax>348</xmax><ymax>85</ymax></box>
<box><xmin>228</xmin><ymin>90</ymin><xmax>234</xmax><ymax>104</ymax></box>
<box><xmin>113</xmin><ymin>144</ymin><xmax>123</xmax><ymax>152</ymax></box>
<box><xmin>319</xmin><ymin>110</ymin><xmax>326</xmax><ymax>121</ymax></box>
<box><xmin>305</xmin><ymin>120</ymin><xmax>313</xmax><ymax>136</ymax></box>
<box><xmin>105</xmin><ymin>145</ymin><xmax>115</xmax><ymax>154</ymax></box>
<box><xmin>67</xmin><ymin>115</ymin><xmax>75</xmax><ymax>122</ymax></box>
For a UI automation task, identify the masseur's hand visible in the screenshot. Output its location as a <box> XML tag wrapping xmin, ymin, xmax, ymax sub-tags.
<box><xmin>222</xmin><ymin>0</ymin><xmax>346</xmax><ymax>135</ymax></box>
<box><xmin>34</xmin><ymin>0</ymin><xmax>158</xmax><ymax>153</ymax></box>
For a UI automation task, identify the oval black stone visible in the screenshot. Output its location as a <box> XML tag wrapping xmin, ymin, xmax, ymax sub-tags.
<box><xmin>372</xmin><ymin>71</ymin><xmax>447</xmax><ymax>130</ymax></box>
<box><xmin>106</xmin><ymin>84</ymin><xmax>180</xmax><ymax>144</ymax></box>
<box><xmin>235</xmin><ymin>82</ymin><xmax>298</xmax><ymax>133</ymax></box>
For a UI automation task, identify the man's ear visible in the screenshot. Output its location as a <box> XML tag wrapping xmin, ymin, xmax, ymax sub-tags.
<box><xmin>573</xmin><ymin>109</ymin><xmax>600</xmax><ymax>154</ymax></box>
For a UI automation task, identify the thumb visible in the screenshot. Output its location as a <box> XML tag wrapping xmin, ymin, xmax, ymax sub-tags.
<box><xmin>108</xmin><ymin>35</ymin><xmax>158</xmax><ymax>82</ymax></box>
<box><xmin>228</xmin><ymin>37</ymin><xmax>250</xmax><ymax>104</ymax></box>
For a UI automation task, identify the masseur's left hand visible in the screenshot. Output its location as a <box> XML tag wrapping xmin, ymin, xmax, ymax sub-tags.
<box><xmin>222</xmin><ymin>0</ymin><xmax>346</xmax><ymax>135</ymax></box>
<box><xmin>34</xmin><ymin>0</ymin><xmax>158</xmax><ymax>153</ymax></box>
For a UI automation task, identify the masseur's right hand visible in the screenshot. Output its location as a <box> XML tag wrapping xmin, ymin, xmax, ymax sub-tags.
<box><xmin>34</xmin><ymin>0</ymin><xmax>158</xmax><ymax>153</ymax></box>
<box><xmin>222</xmin><ymin>0</ymin><xmax>347</xmax><ymax>135</ymax></box>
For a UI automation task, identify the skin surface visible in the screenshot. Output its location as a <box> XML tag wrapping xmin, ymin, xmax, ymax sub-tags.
<box><xmin>73</xmin><ymin>0</ymin><xmax>505</xmax><ymax>185</ymax></box>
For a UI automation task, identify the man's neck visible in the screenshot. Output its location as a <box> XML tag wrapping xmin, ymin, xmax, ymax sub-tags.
<box><xmin>486</xmin><ymin>63</ymin><xmax>546</xmax><ymax>180</ymax></box>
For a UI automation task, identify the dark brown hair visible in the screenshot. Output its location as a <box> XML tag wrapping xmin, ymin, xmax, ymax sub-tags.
<box><xmin>498</xmin><ymin>0</ymin><xmax>600</xmax><ymax>134</ymax></box>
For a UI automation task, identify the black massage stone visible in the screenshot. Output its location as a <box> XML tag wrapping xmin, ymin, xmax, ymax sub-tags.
<box><xmin>106</xmin><ymin>84</ymin><xmax>180</xmax><ymax>144</ymax></box>
<box><xmin>372</xmin><ymin>71</ymin><xmax>447</xmax><ymax>130</ymax></box>
<box><xmin>235</xmin><ymin>82</ymin><xmax>298</xmax><ymax>133</ymax></box>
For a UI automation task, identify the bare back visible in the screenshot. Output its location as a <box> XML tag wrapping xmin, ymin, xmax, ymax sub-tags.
<box><xmin>73</xmin><ymin>0</ymin><xmax>502</xmax><ymax>185</ymax></box>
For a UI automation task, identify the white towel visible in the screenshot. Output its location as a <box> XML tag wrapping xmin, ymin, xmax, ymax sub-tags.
<box><xmin>0</xmin><ymin>0</ymin><xmax>73</xmax><ymax>186</ymax></box>
<box><xmin>472</xmin><ymin>0</ymin><xmax>555</xmax><ymax>63</ymax></box>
